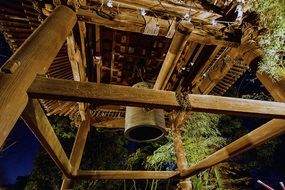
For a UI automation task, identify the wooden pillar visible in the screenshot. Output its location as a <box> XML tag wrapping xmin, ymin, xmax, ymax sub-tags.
<box><xmin>60</xmin><ymin>110</ymin><xmax>91</xmax><ymax>189</ymax></box>
<box><xmin>0</xmin><ymin>6</ymin><xmax>76</xmax><ymax>147</ymax></box>
<box><xmin>154</xmin><ymin>21</ymin><xmax>193</xmax><ymax>90</ymax></box>
<box><xmin>22</xmin><ymin>99</ymin><xmax>73</xmax><ymax>177</ymax></box>
<box><xmin>172</xmin><ymin>112</ymin><xmax>192</xmax><ymax>190</ymax></box>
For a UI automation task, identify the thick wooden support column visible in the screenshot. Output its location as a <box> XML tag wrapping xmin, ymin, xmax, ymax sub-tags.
<box><xmin>172</xmin><ymin>113</ymin><xmax>192</xmax><ymax>190</ymax></box>
<box><xmin>154</xmin><ymin>21</ymin><xmax>193</xmax><ymax>90</ymax></box>
<box><xmin>75</xmin><ymin>170</ymin><xmax>178</xmax><ymax>180</ymax></box>
<box><xmin>28</xmin><ymin>77</ymin><xmax>285</xmax><ymax>119</ymax></box>
<box><xmin>179</xmin><ymin>119</ymin><xmax>285</xmax><ymax>179</ymax></box>
<box><xmin>0</xmin><ymin>6</ymin><xmax>76</xmax><ymax>147</ymax></box>
<box><xmin>22</xmin><ymin>99</ymin><xmax>73</xmax><ymax>177</ymax></box>
<box><xmin>61</xmin><ymin>111</ymin><xmax>91</xmax><ymax>190</ymax></box>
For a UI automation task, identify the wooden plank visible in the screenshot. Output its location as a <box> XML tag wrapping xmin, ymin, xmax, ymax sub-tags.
<box><xmin>61</xmin><ymin>110</ymin><xmax>91</xmax><ymax>189</ymax></box>
<box><xmin>179</xmin><ymin>119</ymin><xmax>285</xmax><ymax>178</ymax></box>
<box><xmin>22</xmin><ymin>99</ymin><xmax>72</xmax><ymax>177</ymax></box>
<box><xmin>77</xmin><ymin>9</ymin><xmax>239</xmax><ymax>47</ymax></box>
<box><xmin>0</xmin><ymin>6</ymin><xmax>76</xmax><ymax>147</ymax></box>
<box><xmin>28</xmin><ymin>77</ymin><xmax>285</xmax><ymax>119</ymax></box>
<box><xmin>75</xmin><ymin>170</ymin><xmax>179</xmax><ymax>180</ymax></box>
<box><xmin>108</xmin><ymin>0</ymin><xmax>207</xmax><ymax>18</ymax></box>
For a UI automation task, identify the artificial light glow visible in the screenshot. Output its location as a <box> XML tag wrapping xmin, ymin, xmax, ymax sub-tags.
<box><xmin>107</xmin><ymin>0</ymin><xmax>113</xmax><ymax>8</ymax></box>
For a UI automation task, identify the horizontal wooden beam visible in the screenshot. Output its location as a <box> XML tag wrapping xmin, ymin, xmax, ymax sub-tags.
<box><xmin>77</xmin><ymin>9</ymin><xmax>239</xmax><ymax>47</ymax></box>
<box><xmin>75</xmin><ymin>170</ymin><xmax>178</xmax><ymax>180</ymax></box>
<box><xmin>179</xmin><ymin>119</ymin><xmax>285</xmax><ymax>179</ymax></box>
<box><xmin>22</xmin><ymin>99</ymin><xmax>73</xmax><ymax>177</ymax></box>
<box><xmin>111</xmin><ymin>0</ymin><xmax>209</xmax><ymax>18</ymax></box>
<box><xmin>28</xmin><ymin>77</ymin><xmax>285</xmax><ymax>119</ymax></box>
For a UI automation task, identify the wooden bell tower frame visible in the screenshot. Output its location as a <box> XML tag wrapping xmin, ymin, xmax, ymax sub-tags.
<box><xmin>0</xmin><ymin>4</ymin><xmax>285</xmax><ymax>190</ymax></box>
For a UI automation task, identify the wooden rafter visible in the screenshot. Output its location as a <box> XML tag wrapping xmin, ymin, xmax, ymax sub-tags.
<box><xmin>77</xmin><ymin>9</ymin><xmax>239</xmax><ymax>47</ymax></box>
<box><xmin>66</xmin><ymin>31</ymin><xmax>86</xmax><ymax>120</ymax></box>
<box><xmin>154</xmin><ymin>21</ymin><xmax>193</xmax><ymax>90</ymax></box>
<box><xmin>28</xmin><ymin>77</ymin><xmax>285</xmax><ymax>119</ymax></box>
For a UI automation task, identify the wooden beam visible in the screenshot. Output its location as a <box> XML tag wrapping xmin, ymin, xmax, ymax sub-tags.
<box><xmin>179</xmin><ymin>119</ymin><xmax>285</xmax><ymax>179</ymax></box>
<box><xmin>61</xmin><ymin>110</ymin><xmax>91</xmax><ymax>189</ymax></box>
<box><xmin>102</xmin><ymin>0</ymin><xmax>209</xmax><ymax>18</ymax></box>
<box><xmin>22</xmin><ymin>99</ymin><xmax>72</xmax><ymax>177</ymax></box>
<box><xmin>192</xmin><ymin>48</ymin><xmax>238</xmax><ymax>94</ymax></box>
<box><xmin>0</xmin><ymin>6</ymin><xmax>76</xmax><ymax>147</ymax></box>
<box><xmin>256</xmin><ymin>72</ymin><xmax>285</xmax><ymax>102</ymax></box>
<box><xmin>75</xmin><ymin>170</ymin><xmax>179</xmax><ymax>180</ymax></box>
<box><xmin>172</xmin><ymin>113</ymin><xmax>192</xmax><ymax>190</ymax></box>
<box><xmin>92</xmin><ymin>118</ymin><xmax>125</xmax><ymax>129</ymax></box>
<box><xmin>28</xmin><ymin>77</ymin><xmax>285</xmax><ymax>119</ymax></box>
<box><xmin>66</xmin><ymin>31</ymin><xmax>86</xmax><ymax>120</ymax></box>
<box><xmin>154</xmin><ymin>21</ymin><xmax>193</xmax><ymax>90</ymax></box>
<box><xmin>77</xmin><ymin>9</ymin><xmax>239</xmax><ymax>47</ymax></box>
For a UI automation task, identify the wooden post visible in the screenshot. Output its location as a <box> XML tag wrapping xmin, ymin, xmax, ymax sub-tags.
<box><xmin>60</xmin><ymin>110</ymin><xmax>91</xmax><ymax>189</ymax></box>
<box><xmin>0</xmin><ymin>6</ymin><xmax>76</xmax><ymax>147</ymax></box>
<box><xmin>22</xmin><ymin>99</ymin><xmax>73</xmax><ymax>177</ymax></box>
<box><xmin>154</xmin><ymin>21</ymin><xmax>193</xmax><ymax>90</ymax></box>
<box><xmin>179</xmin><ymin>119</ymin><xmax>285</xmax><ymax>179</ymax></box>
<box><xmin>172</xmin><ymin>112</ymin><xmax>192</xmax><ymax>190</ymax></box>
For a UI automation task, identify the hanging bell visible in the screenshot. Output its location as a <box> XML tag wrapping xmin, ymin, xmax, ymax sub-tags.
<box><xmin>124</xmin><ymin>82</ymin><xmax>166</xmax><ymax>142</ymax></box>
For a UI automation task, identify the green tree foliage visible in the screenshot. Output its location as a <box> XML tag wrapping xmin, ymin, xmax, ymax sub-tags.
<box><xmin>142</xmin><ymin>113</ymin><xmax>251</xmax><ymax>190</ymax></box>
<box><xmin>246</xmin><ymin>0</ymin><xmax>285</xmax><ymax>79</ymax></box>
<box><xmin>25</xmin><ymin>112</ymin><xmax>281</xmax><ymax>189</ymax></box>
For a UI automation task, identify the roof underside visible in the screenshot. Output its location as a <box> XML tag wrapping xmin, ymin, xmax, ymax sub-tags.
<box><xmin>0</xmin><ymin>0</ymin><xmax>250</xmax><ymax>127</ymax></box>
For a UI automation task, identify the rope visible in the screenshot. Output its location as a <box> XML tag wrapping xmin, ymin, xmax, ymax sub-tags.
<box><xmin>175</xmin><ymin>90</ymin><xmax>192</xmax><ymax>111</ymax></box>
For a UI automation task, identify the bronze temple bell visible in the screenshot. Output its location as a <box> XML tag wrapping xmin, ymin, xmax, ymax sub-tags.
<box><xmin>125</xmin><ymin>82</ymin><xmax>166</xmax><ymax>142</ymax></box>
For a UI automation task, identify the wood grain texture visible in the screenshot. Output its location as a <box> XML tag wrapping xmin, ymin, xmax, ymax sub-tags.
<box><xmin>0</xmin><ymin>6</ymin><xmax>76</xmax><ymax>147</ymax></box>
<box><xmin>75</xmin><ymin>170</ymin><xmax>179</xmax><ymax>179</ymax></box>
<box><xmin>77</xmin><ymin>9</ymin><xmax>239</xmax><ymax>47</ymax></box>
<box><xmin>28</xmin><ymin>77</ymin><xmax>285</xmax><ymax>119</ymax></box>
<box><xmin>154</xmin><ymin>21</ymin><xmax>193</xmax><ymax>90</ymax></box>
<box><xmin>22</xmin><ymin>99</ymin><xmax>72</xmax><ymax>177</ymax></box>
